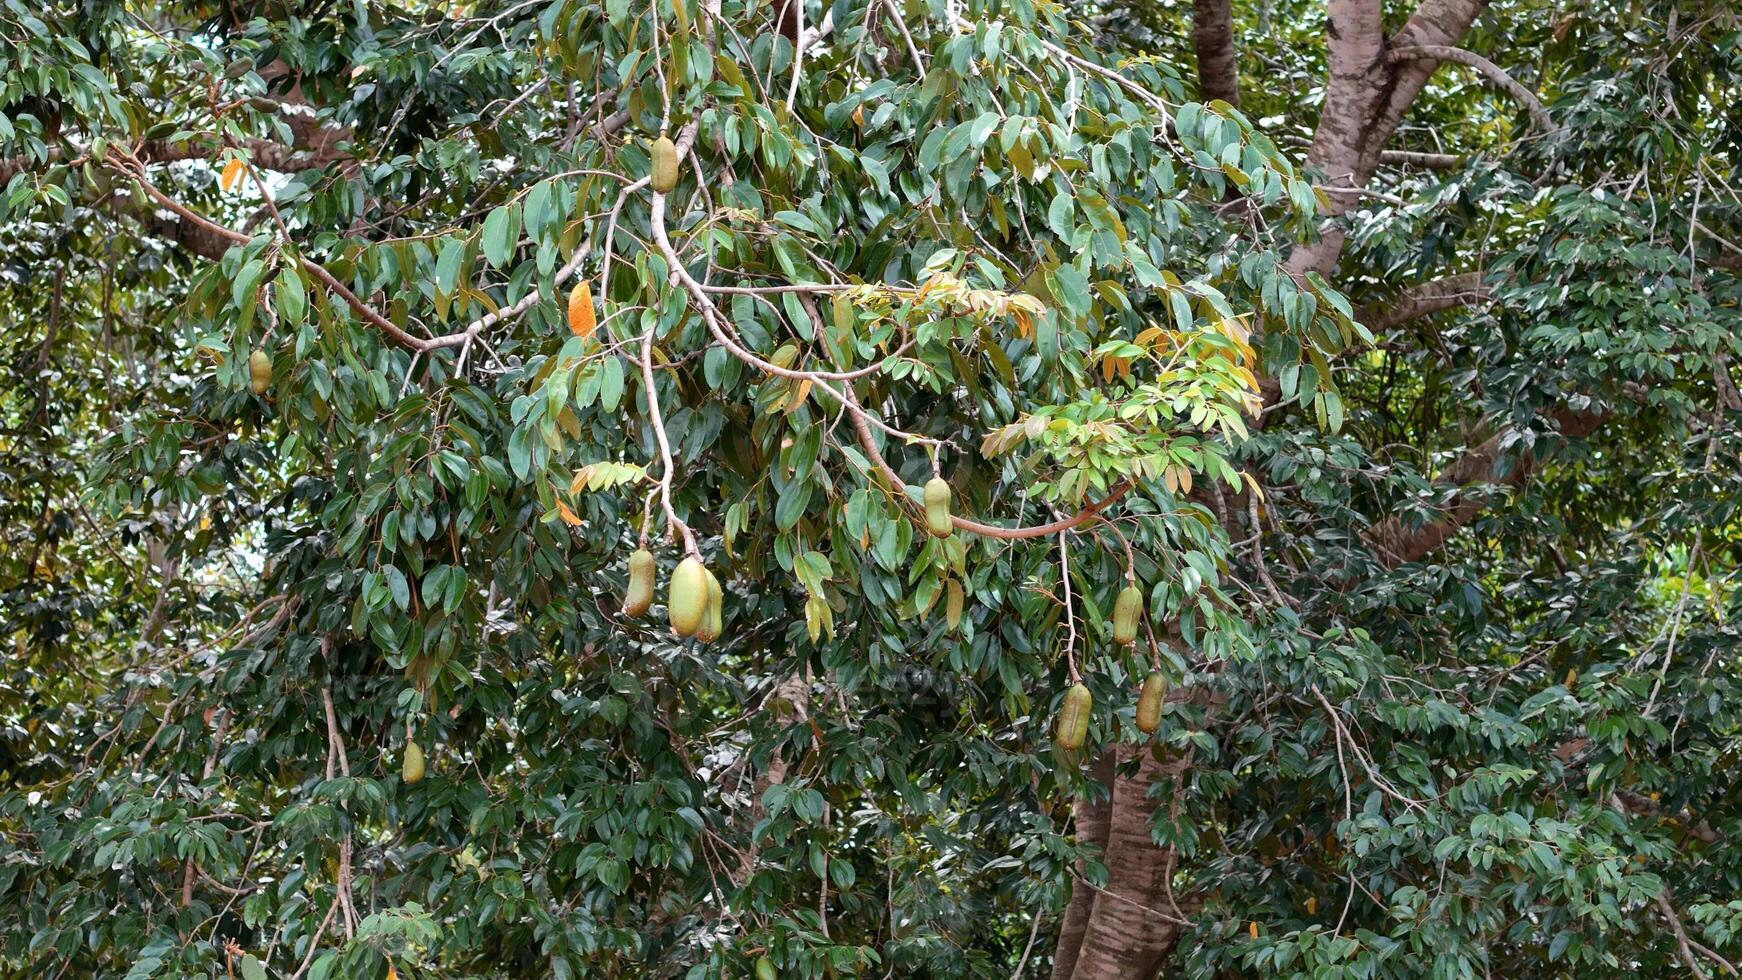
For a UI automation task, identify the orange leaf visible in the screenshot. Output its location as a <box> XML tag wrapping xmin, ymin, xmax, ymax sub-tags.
<box><xmin>556</xmin><ymin>500</ymin><xmax>583</xmax><ymax>526</ymax></box>
<box><xmin>219</xmin><ymin>157</ymin><xmax>246</xmax><ymax>192</ymax></box>
<box><xmin>567</xmin><ymin>280</ymin><xmax>597</xmax><ymax>339</ymax></box>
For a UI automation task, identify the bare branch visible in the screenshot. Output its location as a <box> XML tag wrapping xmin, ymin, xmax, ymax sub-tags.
<box><xmin>1386</xmin><ymin>45</ymin><xmax>1556</xmax><ymax>133</ymax></box>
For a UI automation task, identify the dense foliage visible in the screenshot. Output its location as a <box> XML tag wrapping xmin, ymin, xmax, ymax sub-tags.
<box><xmin>3</xmin><ymin>0</ymin><xmax>1741</xmax><ymax>978</ymax></box>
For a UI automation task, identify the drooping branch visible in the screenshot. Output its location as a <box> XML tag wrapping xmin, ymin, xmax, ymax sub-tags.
<box><xmin>1356</xmin><ymin>272</ymin><xmax>1489</xmax><ymax>332</ymax></box>
<box><xmin>114</xmin><ymin>155</ymin><xmax>589</xmax><ymax>355</ymax></box>
<box><xmin>1385</xmin><ymin>45</ymin><xmax>1557</xmax><ymax>132</ymax></box>
<box><xmin>1190</xmin><ymin>0</ymin><xmax>1241</xmax><ymax>107</ymax></box>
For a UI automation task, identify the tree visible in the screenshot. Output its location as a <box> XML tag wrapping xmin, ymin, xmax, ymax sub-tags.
<box><xmin>3</xmin><ymin>2</ymin><xmax>1741</xmax><ymax>980</ymax></box>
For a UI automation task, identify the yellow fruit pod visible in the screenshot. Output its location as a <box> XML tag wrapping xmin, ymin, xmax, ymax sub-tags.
<box><xmin>650</xmin><ymin>136</ymin><xmax>680</xmax><ymax>193</ymax></box>
<box><xmin>1304</xmin><ymin>896</ymin><xmax>1318</xmax><ymax>915</ymax></box>
<box><xmin>668</xmin><ymin>556</ymin><xmax>708</xmax><ymax>636</ymax></box>
<box><xmin>1055</xmin><ymin>683</ymin><xmax>1092</xmax><ymax>750</ymax></box>
<box><xmin>1112</xmin><ymin>584</ymin><xmax>1142</xmax><ymax>645</ymax></box>
<box><xmin>922</xmin><ymin>477</ymin><xmax>952</xmax><ymax>538</ymax></box>
<box><xmin>1134</xmin><ymin>670</ymin><xmax>1167</xmax><ymax>734</ymax></box>
<box><xmin>248</xmin><ymin>349</ymin><xmax>272</xmax><ymax>395</ymax></box>
<box><xmin>567</xmin><ymin>279</ymin><xmax>597</xmax><ymax>339</ymax></box>
<box><xmin>695</xmin><ymin>567</ymin><xmax>724</xmax><ymax>642</ymax></box>
<box><xmin>622</xmin><ymin>548</ymin><xmax>656</xmax><ymax>617</ymax></box>
<box><xmin>402</xmin><ymin>741</ymin><xmax>426</xmax><ymax>784</ymax></box>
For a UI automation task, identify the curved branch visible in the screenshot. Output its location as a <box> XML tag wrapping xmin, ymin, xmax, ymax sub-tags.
<box><xmin>1385</xmin><ymin>45</ymin><xmax>1556</xmax><ymax>132</ymax></box>
<box><xmin>116</xmin><ymin>155</ymin><xmax>587</xmax><ymax>354</ymax></box>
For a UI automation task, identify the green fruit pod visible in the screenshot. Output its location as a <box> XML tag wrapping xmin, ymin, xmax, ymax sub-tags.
<box><xmin>754</xmin><ymin>955</ymin><xmax>778</xmax><ymax>980</ymax></box>
<box><xmin>1134</xmin><ymin>671</ymin><xmax>1167</xmax><ymax>734</ymax></box>
<box><xmin>650</xmin><ymin>136</ymin><xmax>680</xmax><ymax>193</ymax></box>
<box><xmin>668</xmin><ymin>556</ymin><xmax>708</xmax><ymax>636</ymax></box>
<box><xmin>922</xmin><ymin>477</ymin><xmax>952</xmax><ymax>538</ymax></box>
<box><xmin>622</xmin><ymin>548</ymin><xmax>656</xmax><ymax>617</ymax></box>
<box><xmin>1112</xmin><ymin>584</ymin><xmax>1142</xmax><ymax>645</ymax></box>
<box><xmin>1055</xmin><ymin>683</ymin><xmax>1092</xmax><ymax>750</ymax></box>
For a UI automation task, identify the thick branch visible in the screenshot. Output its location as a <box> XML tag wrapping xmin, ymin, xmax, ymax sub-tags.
<box><xmin>1357</xmin><ymin>272</ymin><xmax>1489</xmax><ymax>332</ymax></box>
<box><xmin>1356</xmin><ymin>0</ymin><xmax>1493</xmax><ymax>179</ymax></box>
<box><xmin>1190</xmin><ymin>0</ymin><xmax>1240</xmax><ymax>107</ymax></box>
<box><xmin>1385</xmin><ymin>45</ymin><xmax>1556</xmax><ymax>132</ymax></box>
<box><xmin>1365</xmin><ymin>406</ymin><xmax>1606</xmax><ymax>568</ymax></box>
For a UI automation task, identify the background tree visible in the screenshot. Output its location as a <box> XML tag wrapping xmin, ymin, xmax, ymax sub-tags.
<box><xmin>3</xmin><ymin>1</ymin><xmax>1741</xmax><ymax>980</ymax></box>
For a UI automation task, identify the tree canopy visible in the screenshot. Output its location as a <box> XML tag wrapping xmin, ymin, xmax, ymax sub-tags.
<box><xmin>3</xmin><ymin>0</ymin><xmax>1741</xmax><ymax>978</ymax></box>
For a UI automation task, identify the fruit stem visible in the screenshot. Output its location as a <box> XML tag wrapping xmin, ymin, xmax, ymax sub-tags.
<box><xmin>1056</xmin><ymin>529</ymin><xmax>1080</xmax><ymax>683</ymax></box>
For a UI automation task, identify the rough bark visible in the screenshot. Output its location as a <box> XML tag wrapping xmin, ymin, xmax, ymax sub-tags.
<box><xmin>1050</xmin><ymin>752</ymin><xmax>1117</xmax><ymax>980</ymax></box>
<box><xmin>1191</xmin><ymin>0</ymin><xmax>1241</xmax><ymax>107</ymax></box>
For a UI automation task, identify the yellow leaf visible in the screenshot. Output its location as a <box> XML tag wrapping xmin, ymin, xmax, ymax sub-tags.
<box><xmin>786</xmin><ymin>378</ymin><xmax>813</xmax><ymax>413</ymax></box>
<box><xmin>556</xmin><ymin>500</ymin><xmax>583</xmax><ymax>526</ymax></box>
<box><xmin>567</xmin><ymin>280</ymin><xmax>597</xmax><ymax>339</ymax></box>
<box><xmin>219</xmin><ymin>157</ymin><xmax>246</xmax><ymax>192</ymax></box>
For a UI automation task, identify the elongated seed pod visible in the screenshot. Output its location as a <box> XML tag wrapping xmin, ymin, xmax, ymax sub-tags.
<box><xmin>402</xmin><ymin>741</ymin><xmax>426</xmax><ymax>784</ymax></box>
<box><xmin>695</xmin><ymin>567</ymin><xmax>724</xmax><ymax>642</ymax></box>
<box><xmin>945</xmin><ymin>579</ymin><xmax>964</xmax><ymax>631</ymax></box>
<box><xmin>248</xmin><ymin>349</ymin><xmax>272</xmax><ymax>395</ymax></box>
<box><xmin>1112</xmin><ymin>584</ymin><xmax>1141</xmax><ymax>645</ymax></box>
<box><xmin>1135</xmin><ymin>670</ymin><xmax>1167</xmax><ymax>734</ymax></box>
<box><xmin>650</xmin><ymin>136</ymin><xmax>680</xmax><ymax>193</ymax></box>
<box><xmin>567</xmin><ymin>280</ymin><xmax>597</xmax><ymax>339</ymax></box>
<box><xmin>622</xmin><ymin>548</ymin><xmax>656</xmax><ymax>617</ymax></box>
<box><xmin>668</xmin><ymin>556</ymin><xmax>708</xmax><ymax>636</ymax></box>
<box><xmin>923</xmin><ymin>477</ymin><xmax>952</xmax><ymax>538</ymax></box>
<box><xmin>1055</xmin><ymin>683</ymin><xmax>1092</xmax><ymax>750</ymax></box>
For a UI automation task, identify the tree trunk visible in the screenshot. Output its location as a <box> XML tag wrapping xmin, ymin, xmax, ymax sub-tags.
<box><xmin>1191</xmin><ymin>0</ymin><xmax>1241</xmax><ymax>107</ymax></box>
<box><xmin>1051</xmin><ymin>752</ymin><xmax>1116</xmax><ymax>980</ymax></box>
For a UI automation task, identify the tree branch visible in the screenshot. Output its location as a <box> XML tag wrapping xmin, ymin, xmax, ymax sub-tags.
<box><xmin>1385</xmin><ymin>45</ymin><xmax>1556</xmax><ymax>132</ymax></box>
<box><xmin>1365</xmin><ymin>406</ymin><xmax>1606</xmax><ymax>568</ymax></box>
<box><xmin>1378</xmin><ymin>149</ymin><xmax>1463</xmax><ymax>169</ymax></box>
<box><xmin>1356</xmin><ymin>272</ymin><xmax>1489</xmax><ymax>332</ymax></box>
